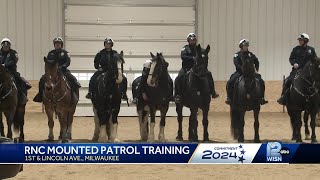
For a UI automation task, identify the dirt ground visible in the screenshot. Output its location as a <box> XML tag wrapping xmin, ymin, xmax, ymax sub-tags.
<box><xmin>3</xmin><ymin>111</ymin><xmax>320</xmax><ymax>180</ymax></box>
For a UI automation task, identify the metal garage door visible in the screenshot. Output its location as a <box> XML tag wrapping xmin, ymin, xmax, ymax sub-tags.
<box><xmin>64</xmin><ymin>0</ymin><xmax>196</xmax><ymax>116</ymax></box>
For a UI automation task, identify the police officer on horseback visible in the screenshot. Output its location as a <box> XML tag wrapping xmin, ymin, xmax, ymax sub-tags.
<box><xmin>33</xmin><ymin>37</ymin><xmax>81</xmax><ymax>102</ymax></box>
<box><xmin>225</xmin><ymin>39</ymin><xmax>268</xmax><ymax>105</ymax></box>
<box><xmin>86</xmin><ymin>37</ymin><xmax>128</xmax><ymax>100</ymax></box>
<box><xmin>277</xmin><ymin>33</ymin><xmax>317</xmax><ymax>105</ymax></box>
<box><xmin>174</xmin><ymin>33</ymin><xmax>219</xmax><ymax>103</ymax></box>
<box><xmin>0</xmin><ymin>38</ymin><xmax>31</xmax><ymax>104</ymax></box>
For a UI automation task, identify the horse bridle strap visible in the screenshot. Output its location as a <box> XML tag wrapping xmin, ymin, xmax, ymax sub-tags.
<box><xmin>0</xmin><ymin>83</ymin><xmax>14</xmax><ymax>104</ymax></box>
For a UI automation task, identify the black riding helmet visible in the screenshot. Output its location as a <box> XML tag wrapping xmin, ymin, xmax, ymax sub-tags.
<box><xmin>104</xmin><ymin>38</ymin><xmax>114</xmax><ymax>47</ymax></box>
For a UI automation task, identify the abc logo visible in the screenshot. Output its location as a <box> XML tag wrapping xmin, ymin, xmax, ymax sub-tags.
<box><xmin>279</xmin><ymin>147</ymin><xmax>290</xmax><ymax>155</ymax></box>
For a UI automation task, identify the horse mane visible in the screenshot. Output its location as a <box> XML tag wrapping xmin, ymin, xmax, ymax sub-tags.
<box><xmin>241</xmin><ymin>58</ymin><xmax>255</xmax><ymax>78</ymax></box>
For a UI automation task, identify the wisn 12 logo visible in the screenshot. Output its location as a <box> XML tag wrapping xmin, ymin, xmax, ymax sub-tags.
<box><xmin>266</xmin><ymin>142</ymin><xmax>290</xmax><ymax>162</ymax></box>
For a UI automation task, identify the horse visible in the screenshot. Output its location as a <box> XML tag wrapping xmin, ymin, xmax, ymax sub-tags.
<box><xmin>0</xmin><ymin>64</ymin><xmax>25</xmax><ymax>142</ymax></box>
<box><xmin>175</xmin><ymin>44</ymin><xmax>212</xmax><ymax>142</ymax></box>
<box><xmin>91</xmin><ymin>51</ymin><xmax>124</xmax><ymax>143</ymax></box>
<box><xmin>230</xmin><ymin>56</ymin><xmax>263</xmax><ymax>143</ymax></box>
<box><xmin>43</xmin><ymin>57</ymin><xmax>78</xmax><ymax>143</ymax></box>
<box><xmin>132</xmin><ymin>52</ymin><xmax>171</xmax><ymax>142</ymax></box>
<box><xmin>286</xmin><ymin>57</ymin><xmax>320</xmax><ymax>143</ymax></box>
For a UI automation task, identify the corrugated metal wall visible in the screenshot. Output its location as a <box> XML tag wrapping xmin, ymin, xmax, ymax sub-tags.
<box><xmin>0</xmin><ymin>0</ymin><xmax>63</xmax><ymax>80</ymax></box>
<box><xmin>197</xmin><ymin>0</ymin><xmax>320</xmax><ymax>81</ymax></box>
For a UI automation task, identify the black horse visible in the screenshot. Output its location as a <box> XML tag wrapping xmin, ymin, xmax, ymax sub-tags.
<box><xmin>175</xmin><ymin>44</ymin><xmax>212</xmax><ymax>142</ymax></box>
<box><xmin>230</xmin><ymin>57</ymin><xmax>263</xmax><ymax>143</ymax></box>
<box><xmin>90</xmin><ymin>51</ymin><xmax>124</xmax><ymax>143</ymax></box>
<box><xmin>286</xmin><ymin>57</ymin><xmax>320</xmax><ymax>143</ymax></box>
<box><xmin>132</xmin><ymin>53</ymin><xmax>171</xmax><ymax>142</ymax></box>
<box><xmin>0</xmin><ymin>64</ymin><xmax>27</xmax><ymax>143</ymax></box>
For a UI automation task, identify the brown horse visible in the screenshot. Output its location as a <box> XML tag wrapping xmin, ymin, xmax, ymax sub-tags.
<box><xmin>0</xmin><ymin>64</ymin><xmax>21</xmax><ymax>142</ymax></box>
<box><xmin>43</xmin><ymin>57</ymin><xmax>77</xmax><ymax>143</ymax></box>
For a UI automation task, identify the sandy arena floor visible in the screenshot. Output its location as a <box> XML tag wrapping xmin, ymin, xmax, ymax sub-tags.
<box><xmin>3</xmin><ymin>111</ymin><xmax>320</xmax><ymax>180</ymax></box>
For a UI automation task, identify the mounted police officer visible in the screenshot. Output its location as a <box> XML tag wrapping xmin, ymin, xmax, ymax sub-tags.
<box><xmin>86</xmin><ymin>37</ymin><xmax>128</xmax><ymax>100</ymax></box>
<box><xmin>277</xmin><ymin>33</ymin><xmax>317</xmax><ymax>105</ymax></box>
<box><xmin>225</xmin><ymin>39</ymin><xmax>268</xmax><ymax>105</ymax></box>
<box><xmin>0</xmin><ymin>38</ymin><xmax>31</xmax><ymax>104</ymax></box>
<box><xmin>174</xmin><ymin>33</ymin><xmax>219</xmax><ymax>103</ymax></box>
<box><xmin>33</xmin><ymin>37</ymin><xmax>81</xmax><ymax>102</ymax></box>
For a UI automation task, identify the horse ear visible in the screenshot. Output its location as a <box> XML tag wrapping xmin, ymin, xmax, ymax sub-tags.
<box><xmin>120</xmin><ymin>51</ymin><xmax>123</xmax><ymax>57</ymax></box>
<box><xmin>150</xmin><ymin>52</ymin><xmax>155</xmax><ymax>59</ymax></box>
<box><xmin>196</xmin><ymin>44</ymin><xmax>202</xmax><ymax>52</ymax></box>
<box><xmin>43</xmin><ymin>56</ymin><xmax>47</xmax><ymax>62</ymax></box>
<box><xmin>205</xmin><ymin>45</ymin><xmax>210</xmax><ymax>53</ymax></box>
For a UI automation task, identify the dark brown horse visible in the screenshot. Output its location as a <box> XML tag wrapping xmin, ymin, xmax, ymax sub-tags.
<box><xmin>0</xmin><ymin>64</ymin><xmax>23</xmax><ymax>142</ymax></box>
<box><xmin>43</xmin><ymin>57</ymin><xmax>77</xmax><ymax>143</ymax></box>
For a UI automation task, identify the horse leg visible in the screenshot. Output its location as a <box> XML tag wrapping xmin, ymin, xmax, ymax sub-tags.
<box><xmin>238</xmin><ymin>111</ymin><xmax>245</xmax><ymax>143</ymax></box>
<box><xmin>176</xmin><ymin>104</ymin><xmax>183</xmax><ymax>141</ymax></box>
<box><xmin>202</xmin><ymin>107</ymin><xmax>209</xmax><ymax>142</ymax></box>
<box><xmin>5</xmin><ymin>112</ymin><xmax>13</xmax><ymax>139</ymax></box>
<box><xmin>98</xmin><ymin>111</ymin><xmax>108</xmax><ymax>143</ymax></box>
<box><xmin>6</xmin><ymin>109</ymin><xmax>18</xmax><ymax>142</ymax></box>
<box><xmin>67</xmin><ymin>112</ymin><xmax>74</xmax><ymax>140</ymax></box>
<box><xmin>190</xmin><ymin>108</ymin><xmax>198</xmax><ymax>142</ymax></box>
<box><xmin>158</xmin><ymin>106</ymin><xmax>168</xmax><ymax>142</ymax></box>
<box><xmin>295</xmin><ymin>112</ymin><xmax>303</xmax><ymax>143</ymax></box>
<box><xmin>110</xmin><ymin>109</ymin><xmax>120</xmax><ymax>143</ymax></box>
<box><xmin>303</xmin><ymin>112</ymin><xmax>311</xmax><ymax>140</ymax></box>
<box><xmin>188</xmin><ymin>109</ymin><xmax>193</xmax><ymax>141</ymax></box>
<box><xmin>253</xmin><ymin>108</ymin><xmax>261</xmax><ymax>143</ymax></box>
<box><xmin>45</xmin><ymin>107</ymin><xmax>54</xmax><ymax>142</ymax></box>
<box><xmin>92</xmin><ymin>108</ymin><xmax>100</xmax><ymax>141</ymax></box>
<box><xmin>57</xmin><ymin>112</ymin><xmax>68</xmax><ymax>143</ymax></box>
<box><xmin>0</xmin><ymin>113</ymin><xmax>4</xmax><ymax>137</ymax></box>
<box><xmin>288</xmin><ymin>110</ymin><xmax>297</xmax><ymax>140</ymax></box>
<box><xmin>15</xmin><ymin>105</ymin><xmax>26</xmax><ymax>143</ymax></box>
<box><xmin>148</xmin><ymin>108</ymin><xmax>156</xmax><ymax>142</ymax></box>
<box><xmin>310</xmin><ymin>112</ymin><xmax>317</xmax><ymax>143</ymax></box>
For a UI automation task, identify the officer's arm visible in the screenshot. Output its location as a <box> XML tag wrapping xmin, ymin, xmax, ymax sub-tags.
<box><xmin>62</xmin><ymin>51</ymin><xmax>71</xmax><ymax>68</ymax></box>
<box><xmin>253</xmin><ymin>55</ymin><xmax>259</xmax><ymax>71</ymax></box>
<box><xmin>94</xmin><ymin>53</ymin><xmax>101</xmax><ymax>70</ymax></box>
<box><xmin>4</xmin><ymin>51</ymin><xmax>18</xmax><ymax>68</ymax></box>
<box><xmin>233</xmin><ymin>55</ymin><xmax>241</xmax><ymax>72</ymax></box>
<box><xmin>181</xmin><ymin>48</ymin><xmax>194</xmax><ymax>62</ymax></box>
<box><xmin>289</xmin><ymin>48</ymin><xmax>296</xmax><ymax>66</ymax></box>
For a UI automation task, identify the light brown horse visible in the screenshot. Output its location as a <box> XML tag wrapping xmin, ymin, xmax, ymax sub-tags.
<box><xmin>43</xmin><ymin>57</ymin><xmax>77</xmax><ymax>143</ymax></box>
<box><xmin>0</xmin><ymin>64</ymin><xmax>20</xmax><ymax>141</ymax></box>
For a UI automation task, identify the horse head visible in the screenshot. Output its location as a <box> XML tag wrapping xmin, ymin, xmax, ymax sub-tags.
<box><xmin>193</xmin><ymin>44</ymin><xmax>210</xmax><ymax>76</ymax></box>
<box><xmin>241</xmin><ymin>57</ymin><xmax>255</xmax><ymax>79</ymax></box>
<box><xmin>147</xmin><ymin>52</ymin><xmax>168</xmax><ymax>87</ymax></box>
<box><xmin>43</xmin><ymin>56</ymin><xmax>60</xmax><ymax>91</ymax></box>
<box><xmin>115</xmin><ymin>51</ymin><xmax>125</xmax><ymax>84</ymax></box>
<box><xmin>309</xmin><ymin>57</ymin><xmax>320</xmax><ymax>90</ymax></box>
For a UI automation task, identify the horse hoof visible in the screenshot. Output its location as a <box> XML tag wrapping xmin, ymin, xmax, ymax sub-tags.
<box><xmin>203</xmin><ymin>138</ymin><xmax>210</xmax><ymax>142</ymax></box>
<box><xmin>47</xmin><ymin>138</ymin><xmax>54</xmax><ymax>142</ymax></box>
<box><xmin>291</xmin><ymin>137</ymin><xmax>297</xmax><ymax>141</ymax></box>
<box><xmin>62</xmin><ymin>139</ymin><xmax>68</xmax><ymax>143</ymax></box>
<box><xmin>238</xmin><ymin>138</ymin><xmax>244</xmax><ymax>143</ymax></box>
<box><xmin>14</xmin><ymin>138</ymin><xmax>20</xmax><ymax>143</ymax></box>
<box><xmin>176</xmin><ymin>136</ymin><xmax>183</xmax><ymax>141</ymax></box>
<box><xmin>311</xmin><ymin>139</ymin><xmax>318</xmax><ymax>144</ymax></box>
<box><xmin>92</xmin><ymin>136</ymin><xmax>99</xmax><ymax>142</ymax></box>
<box><xmin>296</xmin><ymin>139</ymin><xmax>303</xmax><ymax>143</ymax></box>
<box><xmin>305</xmin><ymin>134</ymin><xmax>311</xmax><ymax>140</ymax></box>
<box><xmin>254</xmin><ymin>139</ymin><xmax>261</xmax><ymax>143</ymax></box>
<box><xmin>98</xmin><ymin>137</ymin><xmax>107</xmax><ymax>143</ymax></box>
<box><xmin>112</xmin><ymin>138</ymin><xmax>121</xmax><ymax>143</ymax></box>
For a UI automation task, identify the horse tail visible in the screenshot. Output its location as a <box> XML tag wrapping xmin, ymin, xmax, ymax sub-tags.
<box><xmin>230</xmin><ymin>106</ymin><xmax>239</xmax><ymax>140</ymax></box>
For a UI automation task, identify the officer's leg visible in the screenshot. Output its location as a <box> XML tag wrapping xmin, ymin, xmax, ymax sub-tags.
<box><xmin>206</xmin><ymin>71</ymin><xmax>219</xmax><ymax>98</ymax></box>
<box><xmin>257</xmin><ymin>75</ymin><xmax>268</xmax><ymax>105</ymax></box>
<box><xmin>226</xmin><ymin>73</ymin><xmax>239</xmax><ymax>104</ymax></box>
<box><xmin>14</xmin><ymin>72</ymin><xmax>28</xmax><ymax>104</ymax></box>
<box><xmin>64</xmin><ymin>71</ymin><xmax>81</xmax><ymax>100</ymax></box>
<box><xmin>174</xmin><ymin>69</ymin><xmax>185</xmax><ymax>103</ymax></box>
<box><xmin>86</xmin><ymin>71</ymin><xmax>100</xmax><ymax>99</ymax></box>
<box><xmin>33</xmin><ymin>75</ymin><xmax>45</xmax><ymax>102</ymax></box>
<box><xmin>168</xmin><ymin>76</ymin><xmax>174</xmax><ymax>101</ymax></box>
<box><xmin>121</xmin><ymin>74</ymin><xmax>128</xmax><ymax>100</ymax></box>
<box><xmin>277</xmin><ymin>71</ymin><xmax>294</xmax><ymax>105</ymax></box>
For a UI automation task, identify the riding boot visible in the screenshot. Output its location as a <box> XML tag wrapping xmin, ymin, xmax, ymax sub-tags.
<box><xmin>277</xmin><ymin>88</ymin><xmax>289</xmax><ymax>105</ymax></box>
<box><xmin>260</xmin><ymin>80</ymin><xmax>268</xmax><ymax>105</ymax></box>
<box><xmin>19</xmin><ymin>91</ymin><xmax>28</xmax><ymax>105</ymax></box>
<box><xmin>225</xmin><ymin>83</ymin><xmax>232</xmax><ymax>105</ymax></box>
<box><xmin>33</xmin><ymin>81</ymin><xmax>44</xmax><ymax>103</ymax></box>
<box><xmin>86</xmin><ymin>80</ymin><xmax>93</xmax><ymax>99</ymax></box>
<box><xmin>211</xmin><ymin>81</ymin><xmax>219</xmax><ymax>99</ymax></box>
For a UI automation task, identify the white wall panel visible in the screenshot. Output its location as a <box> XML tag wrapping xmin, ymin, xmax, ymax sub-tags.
<box><xmin>0</xmin><ymin>0</ymin><xmax>63</xmax><ymax>80</ymax></box>
<box><xmin>198</xmin><ymin>0</ymin><xmax>320</xmax><ymax>80</ymax></box>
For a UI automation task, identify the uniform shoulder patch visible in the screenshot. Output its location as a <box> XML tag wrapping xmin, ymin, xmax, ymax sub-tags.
<box><xmin>15</xmin><ymin>53</ymin><xmax>19</xmax><ymax>59</ymax></box>
<box><xmin>234</xmin><ymin>53</ymin><xmax>238</xmax><ymax>58</ymax></box>
<box><xmin>181</xmin><ymin>47</ymin><xmax>186</xmax><ymax>51</ymax></box>
<box><xmin>60</xmin><ymin>52</ymin><xmax>64</xmax><ymax>56</ymax></box>
<box><xmin>308</xmin><ymin>49</ymin><xmax>312</xmax><ymax>54</ymax></box>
